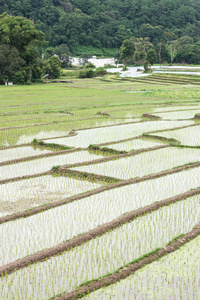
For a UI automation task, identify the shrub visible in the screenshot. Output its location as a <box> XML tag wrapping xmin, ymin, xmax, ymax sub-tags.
<box><xmin>95</xmin><ymin>67</ymin><xmax>107</xmax><ymax>76</ymax></box>
<box><xmin>78</xmin><ymin>69</ymin><xmax>95</xmax><ymax>78</ymax></box>
<box><xmin>85</xmin><ymin>62</ymin><xmax>95</xmax><ymax>69</ymax></box>
<box><xmin>12</xmin><ymin>70</ymin><xmax>27</xmax><ymax>84</ymax></box>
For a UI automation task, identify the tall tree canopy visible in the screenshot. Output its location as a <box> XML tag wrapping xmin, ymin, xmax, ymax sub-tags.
<box><xmin>120</xmin><ymin>38</ymin><xmax>135</xmax><ymax>70</ymax></box>
<box><xmin>0</xmin><ymin>12</ymin><xmax>45</xmax><ymax>83</ymax></box>
<box><xmin>0</xmin><ymin>0</ymin><xmax>200</xmax><ymax>54</ymax></box>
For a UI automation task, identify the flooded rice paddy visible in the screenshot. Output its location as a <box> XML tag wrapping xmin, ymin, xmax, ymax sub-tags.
<box><xmin>73</xmin><ymin>147</ymin><xmax>200</xmax><ymax>179</ymax></box>
<box><xmin>1</xmin><ymin>80</ymin><xmax>200</xmax><ymax>299</ymax></box>
<box><xmin>0</xmin><ymin>195</ymin><xmax>199</xmax><ymax>299</ymax></box>
<box><xmin>84</xmin><ymin>235</ymin><xmax>200</xmax><ymax>299</ymax></box>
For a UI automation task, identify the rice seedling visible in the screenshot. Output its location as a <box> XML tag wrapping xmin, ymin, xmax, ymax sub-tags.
<box><xmin>0</xmin><ymin>146</ymin><xmax>51</xmax><ymax>163</ymax></box>
<box><xmin>1</xmin><ymin>79</ymin><xmax>200</xmax><ymax>299</ymax></box>
<box><xmin>1</xmin><ymin>166</ymin><xmax>200</xmax><ymax>265</ymax></box>
<box><xmin>0</xmin><ymin>151</ymin><xmax>103</xmax><ymax>180</ymax></box>
<box><xmin>84</xmin><ymin>235</ymin><xmax>200</xmax><ymax>299</ymax></box>
<box><xmin>73</xmin><ymin>147</ymin><xmax>200</xmax><ymax>179</ymax></box>
<box><xmin>152</xmin><ymin>105</ymin><xmax>200</xmax><ymax>113</ymax></box>
<box><xmin>0</xmin><ymin>118</ymin><xmax>135</xmax><ymax>147</ymax></box>
<box><xmin>45</xmin><ymin>120</ymin><xmax>193</xmax><ymax>148</ymax></box>
<box><xmin>0</xmin><ymin>195</ymin><xmax>199</xmax><ymax>299</ymax></box>
<box><xmin>107</xmin><ymin>138</ymin><xmax>163</xmax><ymax>152</ymax></box>
<box><xmin>152</xmin><ymin>125</ymin><xmax>200</xmax><ymax>146</ymax></box>
<box><xmin>155</xmin><ymin>109</ymin><xmax>200</xmax><ymax>120</ymax></box>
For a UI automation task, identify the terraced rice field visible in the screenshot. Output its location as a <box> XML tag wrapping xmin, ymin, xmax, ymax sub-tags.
<box><xmin>151</xmin><ymin>125</ymin><xmax>200</xmax><ymax>146</ymax></box>
<box><xmin>1</xmin><ymin>74</ymin><xmax>200</xmax><ymax>299</ymax></box>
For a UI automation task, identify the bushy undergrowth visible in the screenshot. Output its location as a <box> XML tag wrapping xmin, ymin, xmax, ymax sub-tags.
<box><xmin>78</xmin><ymin>67</ymin><xmax>107</xmax><ymax>78</ymax></box>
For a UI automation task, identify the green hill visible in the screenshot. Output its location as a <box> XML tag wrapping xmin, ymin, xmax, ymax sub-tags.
<box><xmin>1</xmin><ymin>0</ymin><xmax>200</xmax><ymax>56</ymax></box>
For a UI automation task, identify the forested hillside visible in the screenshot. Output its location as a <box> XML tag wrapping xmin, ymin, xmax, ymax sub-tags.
<box><xmin>1</xmin><ymin>0</ymin><xmax>200</xmax><ymax>56</ymax></box>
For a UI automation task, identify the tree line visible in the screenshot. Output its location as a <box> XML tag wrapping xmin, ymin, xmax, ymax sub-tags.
<box><xmin>1</xmin><ymin>0</ymin><xmax>200</xmax><ymax>55</ymax></box>
<box><xmin>0</xmin><ymin>13</ymin><xmax>67</xmax><ymax>84</ymax></box>
<box><xmin>119</xmin><ymin>34</ymin><xmax>200</xmax><ymax>70</ymax></box>
<box><xmin>1</xmin><ymin>0</ymin><xmax>200</xmax><ymax>85</ymax></box>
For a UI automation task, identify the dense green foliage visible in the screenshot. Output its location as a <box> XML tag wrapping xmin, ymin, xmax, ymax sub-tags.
<box><xmin>0</xmin><ymin>12</ymin><xmax>45</xmax><ymax>84</ymax></box>
<box><xmin>1</xmin><ymin>0</ymin><xmax>200</xmax><ymax>56</ymax></box>
<box><xmin>146</xmin><ymin>49</ymin><xmax>157</xmax><ymax>65</ymax></box>
<box><xmin>78</xmin><ymin>66</ymin><xmax>107</xmax><ymax>78</ymax></box>
<box><xmin>120</xmin><ymin>39</ymin><xmax>135</xmax><ymax>70</ymax></box>
<box><xmin>1</xmin><ymin>0</ymin><xmax>200</xmax><ymax>69</ymax></box>
<box><xmin>43</xmin><ymin>56</ymin><xmax>61</xmax><ymax>78</ymax></box>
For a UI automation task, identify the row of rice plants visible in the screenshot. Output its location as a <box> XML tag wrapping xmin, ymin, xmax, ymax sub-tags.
<box><xmin>152</xmin><ymin>125</ymin><xmax>200</xmax><ymax>147</ymax></box>
<box><xmin>0</xmin><ymin>102</ymin><xmax>83</xmax><ymax>114</ymax></box>
<box><xmin>84</xmin><ymin>234</ymin><xmax>200</xmax><ymax>299</ymax></box>
<box><xmin>151</xmin><ymin>88</ymin><xmax>200</xmax><ymax>100</ymax></box>
<box><xmin>0</xmin><ymin>117</ymin><xmax>136</xmax><ymax>147</ymax></box>
<box><xmin>0</xmin><ymin>195</ymin><xmax>199</xmax><ymax>299</ymax></box>
<box><xmin>0</xmin><ymin>151</ymin><xmax>102</xmax><ymax>181</ymax></box>
<box><xmin>0</xmin><ymin>111</ymin><xmax>74</xmax><ymax>123</ymax></box>
<box><xmin>152</xmin><ymin>105</ymin><xmax>200</xmax><ymax>113</ymax></box>
<box><xmin>0</xmin><ymin>114</ymin><xmax>76</xmax><ymax>128</ymax></box>
<box><xmin>1</xmin><ymin>166</ymin><xmax>200</xmax><ymax>265</ymax></box>
<box><xmin>155</xmin><ymin>109</ymin><xmax>200</xmax><ymax>120</ymax></box>
<box><xmin>73</xmin><ymin>147</ymin><xmax>200</xmax><ymax>179</ymax></box>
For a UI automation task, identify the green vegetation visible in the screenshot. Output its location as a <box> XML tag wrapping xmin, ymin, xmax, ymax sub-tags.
<box><xmin>78</xmin><ymin>67</ymin><xmax>107</xmax><ymax>78</ymax></box>
<box><xmin>0</xmin><ymin>0</ymin><xmax>200</xmax><ymax>64</ymax></box>
<box><xmin>1</xmin><ymin>73</ymin><xmax>200</xmax><ymax>299</ymax></box>
<box><xmin>32</xmin><ymin>139</ymin><xmax>72</xmax><ymax>151</ymax></box>
<box><xmin>0</xmin><ymin>12</ymin><xmax>45</xmax><ymax>84</ymax></box>
<box><xmin>43</xmin><ymin>56</ymin><xmax>61</xmax><ymax>79</ymax></box>
<box><xmin>120</xmin><ymin>39</ymin><xmax>135</xmax><ymax>70</ymax></box>
<box><xmin>88</xmin><ymin>145</ymin><xmax>127</xmax><ymax>156</ymax></box>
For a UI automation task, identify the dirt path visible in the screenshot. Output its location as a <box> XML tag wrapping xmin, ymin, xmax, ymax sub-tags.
<box><xmin>94</xmin><ymin>135</ymin><xmax>143</xmax><ymax>147</ymax></box>
<box><xmin>143</xmin><ymin>113</ymin><xmax>161</xmax><ymax>119</ymax></box>
<box><xmin>146</xmin><ymin>123</ymin><xmax>198</xmax><ymax>135</ymax></box>
<box><xmin>0</xmin><ymin>116</ymin><xmax>103</xmax><ymax>131</ymax></box>
<box><xmin>0</xmin><ymin>148</ymin><xmax>79</xmax><ymax>167</ymax></box>
<box><xmin>59</xmin><ymin>169</ymin><xmax>123</xmax><ymax>184</ymax></box>
<box><xmin>0</xmin><ymin>187</ymin><xmax>200</xmax><ymax>277</ymax></box>
<box><xmin>0</xmin><ymin>171</ymin><xmax>51</xmax><ymax>185</ymax></box>
<box><xmin>0</xmin><ymin>143</ymin><xmax>31</xmax><ymax>150</ymax></box>
<box><xmin>54</xmin><ymin>223</ymin><xmax>200</xmax><ymax>299</ymax></box>
<box><xmin>143</xmin><ymin>133</ymin><xmax>180</xmax><ymax>144</ymax></box>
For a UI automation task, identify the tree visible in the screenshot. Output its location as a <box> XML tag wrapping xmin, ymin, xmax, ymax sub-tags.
<box><xmin>80</xmin><ymin>53</ymin><xmax>90</xmax><ymax>65</ymax></box>
<box><xmin>43</xmin><ymin>56</ymin><xmax>61</xmax><ymax>78</ymax></box>
<box><xmin>146</xmin><ymin>49</ymin><xmax>157</xmax><ymax>66</ymax></box>
<box><xmin>167</xmin><ymin>40</ymin><xmax>179</xmax><ymax>65</ymax></box>
<box><xmin>157</xmin><ymin>42</ymin><xmax>162</xmax><ymax>67</ymax></box>
<box><xmin>176</xmin><ymin>44</ymin><xmax>200</xmax><ymax>64</ymax></box>
<box><xmin>134</xmin><ymin>37</ymin><xmax>153</xmax><ymax>65</ymax></box>
<box><xmin>155</xmin><ymin>42</ymin><xmax>170</xmax><ymax>66</ymax></box>
<box><xmin>0</xmin><ymin>0</ymin><xmax>200</xmax><ymax>54</ymax></box>
<box><xmin>120</xmin><ymin>38</ymin><xmax>134</xmax><ymax>70</ymax></box>
<box><xmin>44</xmin><ymin>47</ymin><xmax>55</xmax><ymax>60</ymax></box>
<box><xmin>54</xmin><ymin>44</ymin><xmax>70</xmax><ymax>67</ymax></box>
<box><xmin>0</xmin><ymin>44</ymin><xmax>25</xmax><ymax>83</ymax></box>
<box><xmin>0</xmin><ymin>12</ymin><xmax>45</xmax><ymax>83</ymax></box>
